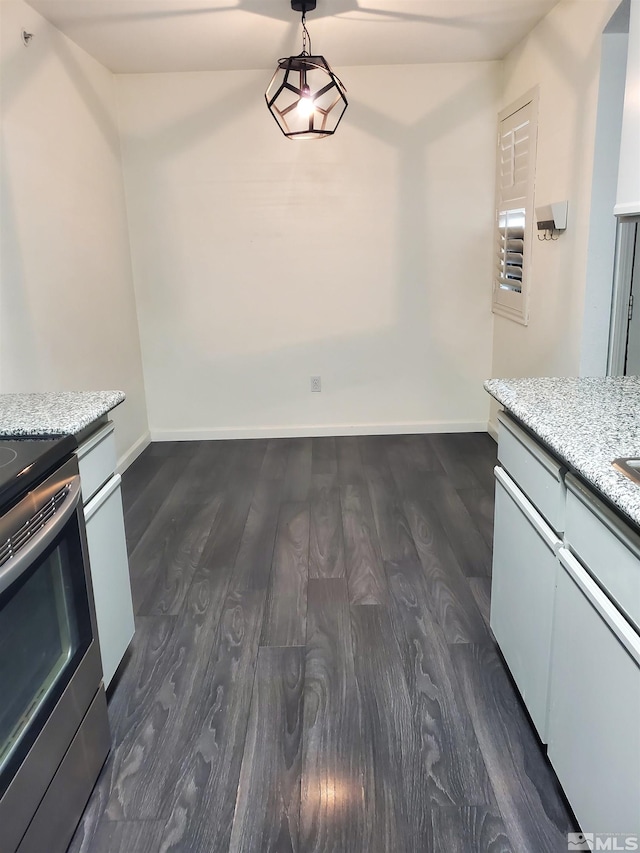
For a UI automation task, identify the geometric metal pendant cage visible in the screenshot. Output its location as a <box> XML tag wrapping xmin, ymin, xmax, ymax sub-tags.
<box><xmin>265</xmin><ymin>0</ymin><xmax>347</xmax><ymax>140</ymax></box>
<box><xmin>265</xmin><ymin>53</ymin><xmax>348</xmax><ymax>140</ymax></box>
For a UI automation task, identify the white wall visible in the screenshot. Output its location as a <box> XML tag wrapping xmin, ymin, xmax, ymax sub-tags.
<box><xmin>117</xmin><ymin>62</ymin><xmax>500</xmax><ymax>440</ymax></box>
<box><xmin>581</xmin><ymin>30</ymin><xmax>628</xmax><ymax>376</ymax></box>
<box><xmin>615</xmin><ymin>0</ymin><xmax>640</xmax><ymax>215</ymax></box>
<box><xmin>0</xmin><ymin>0</ymin><xmax>149</xmax><ymax>465</ymax></box>
<box><xmin>491</xmin><ymin>0</ymin><xmax>621</xmax><ymax>397</ymax></box>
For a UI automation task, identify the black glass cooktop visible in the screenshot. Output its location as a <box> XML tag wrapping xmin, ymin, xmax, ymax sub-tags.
<box><xmin>0</xmin><ymin>435</ymin><xmax>77</xmax><ymax>510</ymax></box>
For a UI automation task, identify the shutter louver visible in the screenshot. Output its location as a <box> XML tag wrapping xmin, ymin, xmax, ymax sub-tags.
<box><xmin>497</xmin><ymin>208</ymin><xmax>526</xmax><ymax>292</ymax></box>
<box><xmin>493</xmin><ymin>92</ymin><xmax>537</xmax><ymax>323</ymax></box>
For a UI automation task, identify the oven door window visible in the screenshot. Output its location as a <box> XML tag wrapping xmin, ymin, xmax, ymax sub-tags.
<box><xmin>0</xmin><ymin>517</ymin><xmax>92</xmax><ymax>797</ymax></box>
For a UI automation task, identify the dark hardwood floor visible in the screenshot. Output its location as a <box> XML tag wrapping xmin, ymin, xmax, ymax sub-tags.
<box><xmin>68</xmin><ymin>434</ymin><xmax>576</xmax><ymax>853</ymax></box>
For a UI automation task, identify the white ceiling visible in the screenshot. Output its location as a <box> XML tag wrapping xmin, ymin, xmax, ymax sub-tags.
<box><xmin>25</xmin><ymin>0</ymin><xmax>561</xmax><ymax>74</ymax></box>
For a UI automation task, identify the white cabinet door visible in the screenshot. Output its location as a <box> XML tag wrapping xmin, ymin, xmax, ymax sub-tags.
<box><xmin>84</xmin><ymin>475</ymin><xmax>135</xmax><ymax>688</ymax></box>
<box><xmin>490</xmin><ymin>466</ymin><xmax>561</xmax><ymax>741</ymax></box>
<box><xmin>548</xmin><ymin>547</ymin><xmax>640</xmax><ymax>838</ymax></box>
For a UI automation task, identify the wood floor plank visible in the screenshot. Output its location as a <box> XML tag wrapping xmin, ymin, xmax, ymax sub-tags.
<box><xmin>130</xmin><ymin>440</ymin><xmax>219</xmax><ymax>512</ymax></box>
<box><xmin>336</xmin><ymin>436</ymin><xmax>364</xmax><ymax>485</ymax></box>
<box><xmin>469</xmin><ymin>577</ymin><xmax>493</xmax><ymax>628</ymax></box>
<box><xmin>227</xmin><ymin>439</ymin><xmax>269</xmax><ymax>483</ymax></box>
<box><xmin>229</xmin><ymin>646</ymin><xmax>305</xmax><ymax>853</ymax></box>
<box><xmin>451</xmin><ymin>643</ymin><xmax>577</xmax><ymax>853</ymax></box>
<box><xmin>367</xmin><ymin>474</ymin><xmax>417</xmax><ymax>563</ymax></box>
<box><xmin>385</xmin><ymin>434</ymin><xmax>444</xmax><ymax>498</ymax></box>
<box><xmin>422</xmin><ymin>474</ymin><xmax>492</xmax><ymax>579</ymax></box>
<box><xmin>458</xmin><ymin>487</ymin><xmax>496</xmax><ymax>551</ymax></box>
<box><xmin>69</xmin><ymin>618</ymin><xmax>176</xmax><ymax>850</ymax></box>
<box><xmin>230</xmin><ymin>479</ymin><xmax>282</xmax><ymax>591</ymax></box>
<box><xmin>311</xmin><ymin>436</ymin><xmax>338</xmax><ymax>482</ymax></box>
<box><xmin>261</xmin><ymin>502</ymin><xmax>310</xmax><ymax>647</ymax></box>
<box><xmin>106</xmin><ymin>512</ymin><xmax>264</xmax><ymax>831</ymax></box>
<box><xmin>119</xmin><ymin>451</ymin><xmax>163</xmax><ymax>516</ymax></box>
<box><xmin>194</xmin><ymin>477</ymin><xmax>257</xmax><ymax>579</ymax></box>
<box><xmin>166</xmin><ymin>472</ymin><xmax>267</xmax><ymax>661</ymax></box>
<box><xmin>145</xmin><ymin>441</ymin><xmax>197</xmax><ymax>457</ymax></box>
<box><xmin>130</xmin><ymin>493</ymin><xmax>223</xmax><ymax>616</ymax></box>
<box><xmin>155</xmin><ymin>589</ymin><xmax>266</xmax><ymax>852</ymax></box>
<box><xmin>300</xmin><ymin>579</ymin><xmax>365</xmax><ymax>852</ymax></box>
<box><xmin>402</xmin><ymin>434</ymin><xmax>445</xmax><ymax>472</ymax></box>
<box><xmin>309</xmin><ymin>477</ymin><xmax>345</xmax><ymax>579</ymax></box>
<box><xmin>430</xmin><ymin>433</ymin><xmax>485</xmax><ymax>490</ymax></box>
<box><xmin>431</xmin><ymin>806</ymin><xmax>513</xmax><ymax>853</ymax></box>
<box><xmin>127</xmin><ymin>439</ymin><xmax>254</xmax><ymax>613</ymax></box>
<box><xmin>283</xmin><ymin>437</ymin><xmax>312</xmax><ymax>501</ymax></box>
<box><xmin>260</xmin><ymin>438</ymin><xmax>291</xmax><ymax>481</ymax></box>
<box><xmin>385</xmin><ymin>558</ymin><xmax>496</xmax><ymax>808</ymax></box>
<box><xmin>350</xmin><ymin>604</ymin><xmax>426</xmax><ymax>853</ymax></box>
<box><xmin>103</xmin><ymin>455</ymin><xmax>266</xmax><ymax>826</ymax></box>
<box><xmin>106</xmin><ymin>616</ymin><xmax>179</xmax><ymax>747</ymax></box>
<box><xmin>403</xmin><ymin>496</ymin><xmax>490</xmax><ymax>644</ymax></box>
<box><xmin>360</xmin><ymin>437</ymin><xmax>418</xmax><ymax>564</ymax></box>
<box><xmin>105</xmin><ymin>577</ymin><xmax>224</xmax><ymax>821</ymax></box>
<box><xmin>358</xmin><ymin>435</ymin><xmax>398</xmax><ymax>492</ymax></box>
<box><xmin>126</xmin><ymin>442</ymin><xmax>233</xmax><ymax>613</ymax></box>
<box><xmin>178</xmin><ymin>441</ymin><xmax>231</xmax><ymax>503</ymax></box>
<box><xmin>71</xmin><ymin>820</ymin><xmax>166</xmax><ymax>853</ymax></box>
<box><xmin>123</xmin><ymin>456</ymin><xmax>184</xmax><ymax>552</ymax></box>
<box><xmin>341</xmin><ymin>484</ymin><xmax>387</xmax><ymax>606</ymax></box>
<box><xmin>460</xmin><ymin>433</ymin><xmax>498</xmax><ymax>496</ymax></box>
<box><xmin>105</xmin><ymin>484</ymin><xmax>252</xmax><ymax>824</ymax></box>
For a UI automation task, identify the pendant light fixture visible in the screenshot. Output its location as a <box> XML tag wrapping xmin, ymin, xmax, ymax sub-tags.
<box><xmin>265</xmin><ymin>0</ymin><xmax>348</xmax><ymax>140</ymax></box>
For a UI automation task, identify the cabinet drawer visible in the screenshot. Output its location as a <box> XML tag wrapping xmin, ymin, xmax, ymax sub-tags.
<box><xmin>497</xmin><ymin>411</ymin><xmax>566</xmax><ymax>533</ymax></box>
<box><xmin>548</xmin><ymin>547</ymin><xmax>640</xmax><ymax>837</ymax></box>
<box><xmin>77</xmin><ymin>422</ymin><xmax>117</xmax><ymax>505</ymax></box>
<box><xmin>565</xmin><ymin>474</ymin><xmax>640</xmax><ymax>631</ymax></box>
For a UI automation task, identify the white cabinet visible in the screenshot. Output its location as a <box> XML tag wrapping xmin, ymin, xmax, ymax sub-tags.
<box><xmin>492</xmin><ymin>408</ymin><xmax>640</xmax><ymax>839</ymax></box>
<box><xmin>491</xmin><ymin>467</ymin><xmax>561</xmax><ymax>741</ymax></box>
<box><xmin>616</xmin><ymin>0</ymin><xmax>640</xmax><ymax>216</ymax></box>
<box><xmin>547</xmin><ymin>547</ymin><xmax>640</xmax><ymax>837</ymax></box>
<box><xmin>77</xmin><ymin>422</ymin><xmax>135</xmax><ymax>689</ymax></box>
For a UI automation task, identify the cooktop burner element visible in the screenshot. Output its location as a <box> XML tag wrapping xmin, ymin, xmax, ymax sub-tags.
<box><xmin>0</xmin><ymin>436</ymin><xmax>77</xmax><ymax>509</ymax></box>
<box><xmin>0</xmin><ymin>448</ymin><xmax>18</xmax><ymax>469</ymax></box>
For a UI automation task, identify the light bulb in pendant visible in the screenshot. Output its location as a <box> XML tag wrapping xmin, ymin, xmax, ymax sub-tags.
<box><xmin>297</xmin><ymin>85</ymin><xmax>315</xmax><ymax>117</ymax></box>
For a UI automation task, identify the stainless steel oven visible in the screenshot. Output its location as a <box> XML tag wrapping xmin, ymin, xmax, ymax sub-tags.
<box><xmin>0</xmin><ymin>441</ymin><xmax>110</xmax><ymax>853</ymax></box>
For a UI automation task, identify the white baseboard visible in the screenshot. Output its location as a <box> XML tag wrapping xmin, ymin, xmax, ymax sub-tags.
<box><xmin>116</xmin><ymin>430</ymin><xmax>151</xmax><ymax>473</ymax></box>
<box><xmin>487</xmin><ymin>420</ymin><xmax>498</xmax><ymax>442</ymax></box>
<box><xmin>150</xmin><ymin>421</ymin><xmax>490</xmax><ymax>442</ymax></box>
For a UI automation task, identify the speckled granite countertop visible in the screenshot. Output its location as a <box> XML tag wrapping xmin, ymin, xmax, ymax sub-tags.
<box><xmin>485</xmin><ymin>376</ymin><xmax>640</xmax><ymax>527</ymax></box>
<box><xmin>0</xmin><ymin>391</ymin><xmax>125</xmax><ymax>438</ymax></box>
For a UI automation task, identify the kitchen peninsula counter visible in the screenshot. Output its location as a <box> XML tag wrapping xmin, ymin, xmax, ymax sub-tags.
<box><xmin>0</xmin><ymin>391</ymin><xmax>125</xmax><ymax>439</ymax></box>
<box><xmin>485</xmin><ymin>376</ymin><xmax>640</xmax><ymax>528</ymax></box>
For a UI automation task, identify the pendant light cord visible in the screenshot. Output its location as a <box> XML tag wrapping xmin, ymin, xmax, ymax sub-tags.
<box><xmin>301</xmin><ymin>10</ymin><xmax>312</xmax><ymax>55</ymax></box>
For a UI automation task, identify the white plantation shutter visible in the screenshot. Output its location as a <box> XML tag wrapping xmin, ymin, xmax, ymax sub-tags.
<box><xmin>493</xmin><ymin>90</ymin><xmax>538</xmax><ymax>324</ymax></box>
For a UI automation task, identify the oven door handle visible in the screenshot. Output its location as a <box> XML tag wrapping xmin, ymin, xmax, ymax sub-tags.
<box><xmin>0</xmin><ymin>475</ymin><xmax>82</xmax><ymax>595</ymax></box>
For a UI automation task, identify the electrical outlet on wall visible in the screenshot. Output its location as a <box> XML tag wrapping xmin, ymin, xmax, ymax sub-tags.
<box><xmin>311</xmin><ymin>376</ymin><xmax>322</xmax><ymax>392</ymax></box>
